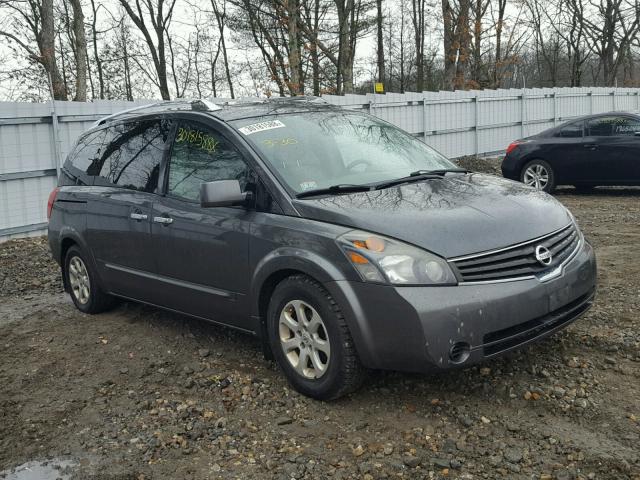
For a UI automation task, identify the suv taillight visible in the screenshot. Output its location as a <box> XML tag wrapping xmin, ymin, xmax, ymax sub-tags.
<box><xmin>505</xmin><ymin>141</ymin><xmax>521</xmax><ymax>155</ymax></box>
<box><xmin>47</xmin><ymin>187</ymin><xmax>60</xmax><ymax>219</ymax></box>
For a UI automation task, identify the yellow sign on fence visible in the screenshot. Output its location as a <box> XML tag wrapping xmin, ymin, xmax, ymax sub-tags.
<box><xmin>374</xmin><ymin>82</ymin><xmax>384</xmax><ymax>93</ymax></box>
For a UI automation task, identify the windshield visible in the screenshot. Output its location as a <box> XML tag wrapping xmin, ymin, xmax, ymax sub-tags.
<box><xmin>231</xmin><ymin>111</ymin><xmax>456</xmax><ymax>194</ymax></box>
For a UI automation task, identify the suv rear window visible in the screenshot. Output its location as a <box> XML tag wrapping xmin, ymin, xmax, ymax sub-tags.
<box><xmin>92</xmin><ymin>119</ymin><xmax>171</xmax><ymax>192</ymax></box>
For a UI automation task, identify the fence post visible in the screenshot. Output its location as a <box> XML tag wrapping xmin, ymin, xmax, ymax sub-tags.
<box><xmin>637</xmin><ymin>90</ymin><xmax>640</xmax><ymax>113</ymax></box>
<box><xmin>521</xmin><ymin>89</ymin><xmax>527</xmax><ymax>138</ymax></box>
<box><xmin>553</xmin><ymin>90</ymin><xmax>558</xmax><ymax>126</ymax></box>
<box><xmin>474</xmin><ymin>94</ymin><xmax>480</xmax><ymax>155</ymax></box>
<box><xmin>422</xmin><ymin>94</ymin><xmax>428</xmax><ymax>142</ymax></box>
<box><xmin>48</xmin><ymin>84</ymin><xmax>62</xmax><ymax>178</ymax></box>
<box><xmin>612</xmin><ymin>89</ymin><xmax>616</xmax><ymax>111</ymax></box>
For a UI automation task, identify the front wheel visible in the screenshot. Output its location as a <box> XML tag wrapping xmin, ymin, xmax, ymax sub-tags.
<box><xmin>267</xmin><ymin>275</ymin><xmax>366</xmax><ymax>400</ymax></box>
<box><xmin>521</xmin><ymin>159</ymin><xmax>556</xmax><ymax>193</ymax></box>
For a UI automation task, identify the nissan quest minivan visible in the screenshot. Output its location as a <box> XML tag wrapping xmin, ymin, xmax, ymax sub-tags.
<box><xmin>48</xmin><ymin>98</ymin><xmax>597</xmax><ymax>400</ymax></box>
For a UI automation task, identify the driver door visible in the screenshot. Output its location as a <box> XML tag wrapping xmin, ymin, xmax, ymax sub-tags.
<box><xmin>149</xmin><ymin>118</ymin><xmax>254</xmax><ymax>330</ymax></box>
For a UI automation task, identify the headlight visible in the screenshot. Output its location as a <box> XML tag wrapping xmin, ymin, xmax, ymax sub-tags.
<box><xmin>337</xmin><ymin>230</ymin><xmax>457</xmax><ymax>285</ymax></box>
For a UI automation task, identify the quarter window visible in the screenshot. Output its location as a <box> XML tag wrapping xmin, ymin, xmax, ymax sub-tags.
<box><xmin>65</xmin><ymin>129</ymin><xmax>107</xmax><ymax>185</ymax></box>
<box><xmin>91</xmin><ymin>119</ymin><xmax>171</xmax><ymax>192</ymax></box>
<box><xmin>557</xmin><ymin>122</ymin><xmax>583</xmax><ymax>138</ymax></box>
<box><xmin>167</xmin><ymin>121</ymin><xmax>248</xmax><ymax>202</ymax></box>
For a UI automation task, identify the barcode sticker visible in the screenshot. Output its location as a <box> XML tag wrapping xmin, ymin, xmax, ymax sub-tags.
<box><xmin>238</xmin><ymin>120</ymin><xmax>286</xmax><ymax>135</ymax></box>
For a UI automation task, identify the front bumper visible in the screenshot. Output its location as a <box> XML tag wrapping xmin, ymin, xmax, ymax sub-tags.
<box><xmin>325</xmin><ymin>239</ymin><xmax>597</xmax><ymax>373</ymax></box>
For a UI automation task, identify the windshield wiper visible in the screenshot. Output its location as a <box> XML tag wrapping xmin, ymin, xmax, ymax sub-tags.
<box><xmin>296</xmin><ymin>184</ymin><xmax>373</xmax><ymax>199</ymax></box>
<box><xmin>409</xmin><ymin>168</ymin><xmax>469</xmax><ymax>176</ymax></box>
<box><xmin>371</xmin><ymin>168</ymin><xmax>470</xmax><ymax>191</ymax></box>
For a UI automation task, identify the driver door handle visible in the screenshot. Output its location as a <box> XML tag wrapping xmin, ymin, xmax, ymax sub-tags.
<box><xmin>583</xmin><ymin>143</ymin><xmax>598</xmax><ymax>150</ymax></box>
<box><xmin>153</xmin><ymin>216</ymin><xmax>174</xmax><ymax>225</ymax></box>
<box><xmin>130</xmin><ymin>212</ymin><xmax>148</xmax><ymax>221</ymax></box>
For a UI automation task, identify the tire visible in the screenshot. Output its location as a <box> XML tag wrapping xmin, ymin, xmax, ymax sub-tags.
<box><xmin>267</xmin><ymin>274</ymin><xmax>366</xmax><ymax>400</ymax></box>
<box><xmin>64</xmin><ymin>245</ymin><xmax>116</xmax><ymax>314</ymax></box>
<box><xmin>520</xmin><ymin>159</ymin><xmax>556</xmax><ymax>193</ymax></box>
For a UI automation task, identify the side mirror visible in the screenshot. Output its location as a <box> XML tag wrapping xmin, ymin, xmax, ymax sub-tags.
<box><xmin>200</xmin><ymin>180</ymin><xmax>250</xmax><ymax>208</ymax></box>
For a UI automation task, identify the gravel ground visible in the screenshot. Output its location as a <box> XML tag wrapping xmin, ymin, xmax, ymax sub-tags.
<box><xmin>1</xmin><ymin>159</ymin><xmax>639</xmax><ymax>480</ymax></box>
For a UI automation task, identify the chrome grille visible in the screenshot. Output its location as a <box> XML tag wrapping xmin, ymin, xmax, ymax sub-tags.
<box><xmin>451</xmin><ymin>224</ymin><xmax>580</xmax><ymax>283</ymax></box>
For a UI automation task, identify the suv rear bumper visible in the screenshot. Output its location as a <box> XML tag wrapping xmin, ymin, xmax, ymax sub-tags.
<box><xmin>325</xmin><ymin>239</ymin><xmax>597</xmax><ymax>373</ymax></box>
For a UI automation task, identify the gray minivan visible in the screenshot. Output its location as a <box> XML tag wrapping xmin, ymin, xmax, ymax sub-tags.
<box><xmin>48</xmin><ymin>98</ymin><xmax>597</xmax><ymax>400</ymax></box>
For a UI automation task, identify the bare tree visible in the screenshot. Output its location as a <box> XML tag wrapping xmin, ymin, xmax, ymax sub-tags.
<box><xmin>70</xmin><ymin>0</ymin><xmax>88</xmax><ymax>100</ymax></box>
<box><xmin>411</xmin><ymin>0</ymin><xmax>425</xmax><ymax>91</ymax></box>
<box><xmin>443</xmin><ymin>0</ymin><xmax>472</xmax><ymax>90</ymax></box>
<box><xmin>0</xmin><ymin>0</ymin><xmax>68</xmax><ymax>99</ymax></box>
<box><xmin>211</xmin><ymin>0</ymin><xmax>235</xmax><ymax>98</ymax></box>
<box><xmin>119</xmin><ymin>0</ymin><xmax>178</xmax><ymax>100</ymax></box>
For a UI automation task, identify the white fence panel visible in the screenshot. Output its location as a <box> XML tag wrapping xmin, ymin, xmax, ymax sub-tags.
<box><xmin>1</xmin><ymin>87</ymin><xmax>640</xmax><ymax>240</ymax></box>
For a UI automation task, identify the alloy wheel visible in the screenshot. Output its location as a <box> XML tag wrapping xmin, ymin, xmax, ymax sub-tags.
<box><xmin>278</xmin><ymin>300</ymin><xmax>331</xmax><ymax>379</ymax></box>
<box><xmin>523</xmin><ymin>164</ymin><xmax>549</xmax><ymax>190</ymax></box>
<box><xmin>68</xmin><ymin>256</ymin><xmax>91</xmax><ymax>305</ymax></box>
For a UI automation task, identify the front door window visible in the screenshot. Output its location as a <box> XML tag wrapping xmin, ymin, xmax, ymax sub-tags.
<box><xmin>167</xmin><ymin>121</ymin><xmax>248</xmax><ymax>201</ymax></box>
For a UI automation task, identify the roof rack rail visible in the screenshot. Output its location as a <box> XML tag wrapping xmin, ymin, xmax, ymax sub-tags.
<box><xmin>93</xmin><ymin>99</ymin><xmax>222</xmax><ymax>127</ymax></box>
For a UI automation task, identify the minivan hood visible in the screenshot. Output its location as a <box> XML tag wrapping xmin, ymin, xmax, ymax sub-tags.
<box><xmin>292</xmin><ymin>173</ymin><xmax>572</xmax><ymax>258</ymax></box>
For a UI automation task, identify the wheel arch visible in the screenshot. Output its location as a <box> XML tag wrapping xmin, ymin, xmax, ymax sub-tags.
<box><xmin>57</xmin><ymin>228</ymin><xmax>102</xmax><ymax>292</ymax></box>
<box><xmin>250</xmin><ymin>247</ymin><xmax>355</xmax><ymax>359</ymax></box>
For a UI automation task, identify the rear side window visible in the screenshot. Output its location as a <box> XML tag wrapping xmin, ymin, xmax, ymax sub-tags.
<box><xmin>63</xmin><ymin>129</ymin><xmax>106</xmax><ymax>185</ymax></box>
<box><xmin>167</xmin><ymin>121</ymin><xmax>248</xmax><ymax>201</ymax></box>
<box><xmin>556</xmin><ymin>122</ymin><xmax>583</xmax><ymax>138</ymax></box>
<box><xmin>92</xmin><ymin>119</ymin><xmax>171</xmax><ymax>192</ymax></box>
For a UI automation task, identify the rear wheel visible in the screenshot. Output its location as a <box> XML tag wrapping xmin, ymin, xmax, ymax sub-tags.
<box><xmin>64</xmin><ymin>246</ymin><xmax>115</xmax><ymax>314</ymax></box>
<box><xmin>521</xmin><ymin>159</ymin><xmax>556</xmax><ymax>193</ymax></box>
<box><xmin>267</xmin><ymin>275</ymin><xmax>366</xmax><ymax>400</ymax></box>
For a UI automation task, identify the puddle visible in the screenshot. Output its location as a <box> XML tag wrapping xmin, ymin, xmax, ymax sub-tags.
<box><xmin>0</xmin><ymin>458</ymin><xmax>78</xmax><ymax>480</ymax></box>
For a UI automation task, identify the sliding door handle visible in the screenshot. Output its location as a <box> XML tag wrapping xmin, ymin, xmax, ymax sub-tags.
<box><xmin>583</xmin><ymin>143</ymin><xmax>598</xmax><ymax>150</ymax></box>
<box><xmin>153</xmin><ymin>216</ymin><xmax>174</xmax><ymax>225</ymax></box>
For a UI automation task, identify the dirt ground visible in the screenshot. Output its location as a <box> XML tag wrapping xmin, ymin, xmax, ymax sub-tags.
<box><xmin>1</xmin><ymin>162</ymin><xmax>639</xmax><ymax>479</ymax></box>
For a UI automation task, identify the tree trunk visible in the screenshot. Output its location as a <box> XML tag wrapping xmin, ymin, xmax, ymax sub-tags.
<box><xmin>286</xmin><ymin>0</ymin><xmax>302</xmax><ymax>94</ymax></box>
<box><xmin>311</xmin><ymin>0</ymin><xmax>321</xmax><ymax>95</ymax></box>
<box><xmin>335</xmin><ymin>0</ymin><xmax>355</xmax><ymax>94</ymax></box>
<box><xmin>453</xmin><ymin>0</ymin><xmax>470</xmax><ymax>89</ymax></box>
<box><xmin>412</xmin><ymin>0</ymin><xmax>425</xmax><ymax>91</ymax></box>
<box><xmin>40</xmin><ymin>0</ymin><xmax>67</xmax><ymax>100</ymax></box>
<box><xmin>493</xmin><ymin>0</ymin><xmax>506</xmax><ymax>88</ymax></box>
<box><xmin>376</xmin><ymin>0</ymin><xmax>385</xmax><ymax>85</ymax></box>
<box><xmin>442</xmin><ymin>0</ymin><xmax>455</xmax><ymax>89</ymax></box>
<box><xmin>70</xmin><ymin>0</ymin><xmax>88</xmax><ymax>101</ymax></box>
<box><xmin>90</xmin><ymin>0</ymin><xmax>105</xmax><ymax>98</ymax></box>
<box><xmin>212</xmin><ymin>0</ymin><xmax>235</xmax><ymax>98</ymax></box>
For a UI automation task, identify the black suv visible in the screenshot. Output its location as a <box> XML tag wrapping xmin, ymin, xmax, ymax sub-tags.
<box><xmin>48</xmin><ymin>98</ymin><xmax>597</xmax><ymax>400</ymax></box>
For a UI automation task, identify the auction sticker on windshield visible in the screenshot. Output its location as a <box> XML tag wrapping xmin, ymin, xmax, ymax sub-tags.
<box><xmin>239</xmin><ymin>120</ymin><xmax>286</xmax><ymax>135</ymax></box>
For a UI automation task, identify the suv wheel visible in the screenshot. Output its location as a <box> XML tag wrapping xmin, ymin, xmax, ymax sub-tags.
<box><xmin>521</xmin><ymin>159</ymin><xmax>556</xmax><ymax>192</ymax></box>
<box><xmin>267</xmin><ymin>275</ymin><xmax>366</xmax><ymax>400</ymax></box>
<box><xmin>64</xmin><ymin>246</ymin><xmax>115</xmax><ymax>314</ymax></box>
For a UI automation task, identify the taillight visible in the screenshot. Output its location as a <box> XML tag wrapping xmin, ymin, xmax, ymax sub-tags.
<box><xmin>505</xmin><ymin>141</ymin><xmax>522</xmax><ymax>155</ymax></box>
<box><xmin>47</xmin><ymin>187</ymin><xmax>60</xmax><ymax>219</ymax></box>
